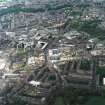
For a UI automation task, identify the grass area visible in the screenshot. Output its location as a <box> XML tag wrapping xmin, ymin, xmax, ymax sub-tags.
<box><xmin>0</xmin><ymin>6</ymin><xmax>44</xmax><ymax>16</ymax></box>
<box><xmin>8</xmin><ymin>96</ymin><xmax>27</xmax><ymax>105</ymax></box>
<box><xmin>53</xmin><ymin>87</ymin><xmax>102</xmax><ymax>105</ymax></box>
<box><xmin>16</xmin><ymin>48</ymin><xmax>28</xmax><ymax>59</ymax></box>
<box><xmin>97</xmin><ymin>66</ymin><xmax>105</xmax><ymax>76</ymax></box>
<box><xmin>85</xmin><ymin>96</ymin><xmax>105</xmax><ymax>105</ymax></box>
<box><xmin>54</xmin><ymin>97</ymin><xmax>65</xmax><ymax>105</ymax></box>
<box><xmin>21</xmin><ymin>86</ymin><xmax>38</xmax><ymax>96</ymax></box>
<box><xmin>80</xmin><ymin>59</ymin><xmax>91</xmax><ymax>70</ymax></box>
<box><xmin>54</xmin><ymin>91</ymin><xmax>105</xmax><ymax>105</ymax></box>
<box><xmin>79</xmin><ymin>21</ymin><xmax>105</xmax><ymax>40</ymax></box>
<box><xmin>0</xmin><ymin>0</ymin><xmax>8</xmax><ymax>2</ymax></box>
<box><xmin>0</xmin><ymin>2</ymin><xmax>87</xmax><ymax>16</ymax></box>
<box><xmin>0</xmin><ymin>3</ymin><xmax>73</xmax><ymax>16</ymax></box>
<box><xmin>17</xmin><ymin>48</ymin><xmax>26</xmax><ymax>54</ymax></box>
<box><xmin>67</xmin><ymin>19</ymin><xmax>105</xmax><ymax>40</ymax></box>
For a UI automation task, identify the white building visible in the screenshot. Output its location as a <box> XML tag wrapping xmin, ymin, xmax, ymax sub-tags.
<box><xmin>103</xmin><ymin>78</ymin><xmax>105</xmax><ymax>85</ymax></box>
<box><xmin>48</xmin><ymin>49</ymin><xmax>61</xmax><ymax>63</ymax></box>
<box><xmin>27</xmin><ymin>57</ymin><xmax>35</xmax><ymax>65</ymax></box>
<box><xmin>29</xmin><ymin>80</ymin><xmax>41</xmax><ymax>87</ymax></box>
<box><xmin>36</xmin><ymin>41</ymin><xmax>48</xmax><ymax>50</ymax></box>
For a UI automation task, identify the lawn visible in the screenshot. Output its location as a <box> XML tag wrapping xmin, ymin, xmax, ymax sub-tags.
<box><xmin>67</xmin><ymin>19</ymin><xmax>105</xmax><ymax>40</ymax></box>
<box><xmin>85</xmin><ymin>96</ymin><xmax>105</xmax><ymax>105</ymax></box>
<box><xmin>54</xmin><ymin>96</ymin><xmax>105</xmax><ymax>105</ymax></box>
<box><xmin>54</xmin><ymin>97</ymin><xmax>65</xmax><ymax>105</ymax></box>
<box><xmin>53</xmin><ymin>87</ymin><xmax>105</xmax><ymax>105</ymax></box>
<box><xmin>97</xmin><ymin>66</ymin><xmax>105</xmax><ymax>76</ymax></box>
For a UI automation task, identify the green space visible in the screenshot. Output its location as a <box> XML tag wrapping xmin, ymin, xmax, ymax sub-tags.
<box><xmin>80</xmin><ymin>59</ymin><xmax>91</xmax><ymax>70</ymax></box>
<box><xmin>7</xmin><ymin>96</ymin><xmax>27</xmax><ymax>105</ymax></box>
<box><xmin>67</xmin><ymin>19</ymin><xmax>105</xmax><ymax>40</ymax></box>
<box><xmin>0</xmin><ymin>0</ymin><xmax>10</xmax><ymax>2</ymax></box>
<box><xmin>17</xmin><ymin>48</ymin><xmax>28</xmax><ymax>57</ymax></box>
<box><xmin>85</xmin><ymin>96</ymin><xmax>105</xmax><ymax>105</ymax></box>
<box><xmin>97</xmin><ymin>66</ymin><xmax>105</xmax><ymax>76</ymax></box>
<box><xmin>17</xmin><ymin>48</ymin><xmax>25</xmax><ymax>54</ymax></box>
<box><xmin>54</xmin><ymin>97</ymin><xmax>65</xmax><ymax>105</ymax></box>
<box><xmin>21</xmin><ymin>86</ymin><xmax>38</xmax><ymax>96</ymax></box>
<box><xmin>15</xmin><ymin>48</ymin><xmax>28</xmax><ymax>69</ymax></box>
<box><xmin>0</xmin><ymin>3</ymin><xmax>73</xmax><ymax>16</ymax></box>
<box><xmin>53</xmin><ymin>87</ymin><xmax>105</xmax><ymax>105</ymax></box>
